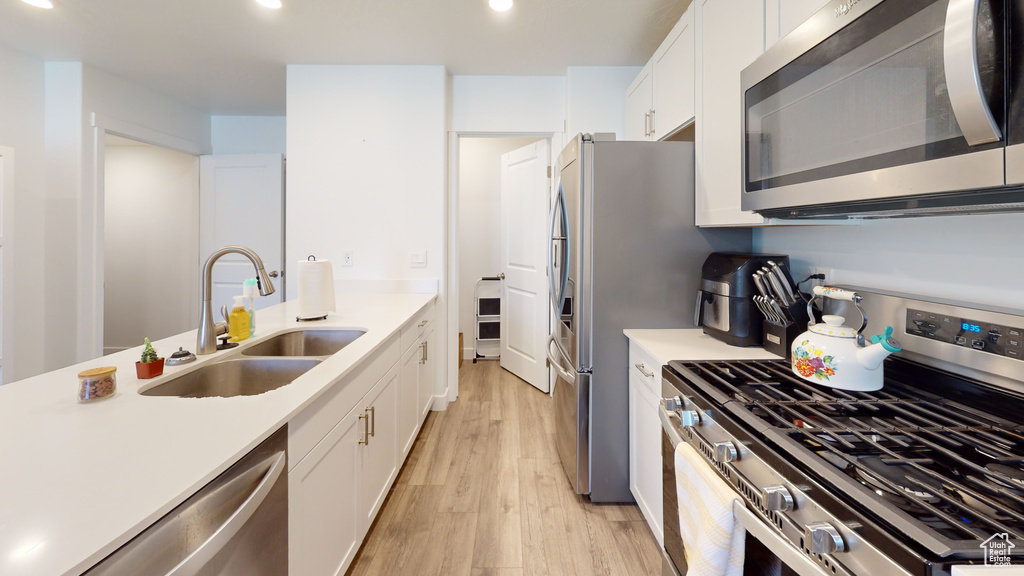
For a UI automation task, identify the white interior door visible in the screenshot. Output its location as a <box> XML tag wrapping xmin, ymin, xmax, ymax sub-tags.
<box><xmin>0</xmin><ymin>147</ymin><xmax>12</xmax><ymax>384</ymax></box>
<box><xmin>499</xmin><ymin>140</ymin><xmax>550</xmax><ymax>393</ymax></box>
<box><xmin>200</xmin><ymin>154</ymin><xmax>285</xmax><ymax>320</ymax></box>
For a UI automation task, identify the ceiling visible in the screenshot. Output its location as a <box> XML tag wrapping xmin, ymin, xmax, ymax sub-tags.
<box><xmin>0</xmin><ymin>0</ymin><xmax>688</xmax><ymax>116</ymax></box>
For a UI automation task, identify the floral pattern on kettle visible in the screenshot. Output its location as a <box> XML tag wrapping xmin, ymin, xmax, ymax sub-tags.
<box><xmin>793</xmin><ymin>340</ymin><xmax>838</xmax><ymax>381</ymax></box>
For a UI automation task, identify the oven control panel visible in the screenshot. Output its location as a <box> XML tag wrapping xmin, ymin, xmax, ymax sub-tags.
<box><xmin>906</xmin><ymin>309</ymin><xmax>1024</xmax><ymax>360</ymax></box>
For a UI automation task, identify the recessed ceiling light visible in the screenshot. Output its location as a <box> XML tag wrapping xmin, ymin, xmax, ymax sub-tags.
<box><xmin>256</xmin><ymin>0</ymin><xmax>282</xmax><ymax>8</ymax></box>
<box><xmin>489</xmin><ymin>0</ymin><xmax>512</xmax><ymax>12</ymax></box>
<box><xmin>21</xmin><ymin>0</ymin><xmax>54</xmax><ymax>8</ymax></box>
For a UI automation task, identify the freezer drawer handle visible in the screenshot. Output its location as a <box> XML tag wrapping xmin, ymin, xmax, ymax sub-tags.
<box><xmin>546</xmin><ymin>336</ymin><xmax>576</xmax><ymax>384</ymax></box>
<box><xmin>164</xmin><ymin>451</ymin><xmax>286</xmax><ymax>576</ymax></box>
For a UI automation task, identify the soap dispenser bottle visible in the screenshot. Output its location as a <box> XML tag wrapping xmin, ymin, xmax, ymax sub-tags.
<box><xmin>228</xmin><ymin>295</ymin><xmax>250</xmax><ymax>342</ymax></box>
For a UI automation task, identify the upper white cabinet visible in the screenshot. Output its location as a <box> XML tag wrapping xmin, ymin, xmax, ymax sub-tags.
<box><xmin>652</xmin><ymin>5</ymin><xmax>695</xmax><ymax>138</ymax></box>
<box><xmin>626</xmin><ymin>61</ymin><xmax>654</xmax><ymax>141</ymax></box>
<box><xmin>626</xmin><ymin>3</ymin><xmax>695</xmax><ymax>141</ymax></box>
<box><xmin>694</xmin><ymin>0</ymin><xmax>767</xmax><ymax>226</ymax></box>
<box><xmin>765</xmin><ymin>0</ymin><xmax>831</xmax><ymax>48</ymax></box>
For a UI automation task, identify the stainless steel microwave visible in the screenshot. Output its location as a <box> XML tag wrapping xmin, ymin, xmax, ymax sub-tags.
<box><xmin>741</xmin><ymin>0</ymin><xmax>1024</xmax><ymax>219</ymax></box>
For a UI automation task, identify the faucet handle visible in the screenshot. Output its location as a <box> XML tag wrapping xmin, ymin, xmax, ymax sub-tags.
<box><xmin>220</xmin><ymin>304</ymin><xmax>229</xmax><ymax>322</ymax></box>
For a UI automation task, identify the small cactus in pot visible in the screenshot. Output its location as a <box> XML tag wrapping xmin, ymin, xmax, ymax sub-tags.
<box><xmin>136</xmin><ymin>337</ymin><xmax>165</xmax><ymax>379</ymax></box>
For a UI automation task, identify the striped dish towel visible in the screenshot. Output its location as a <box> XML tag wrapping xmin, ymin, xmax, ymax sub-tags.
<box><xmin>675</xmin><ymin>441</ymin><xmax>745</xmax><ymax>576</ymax></box>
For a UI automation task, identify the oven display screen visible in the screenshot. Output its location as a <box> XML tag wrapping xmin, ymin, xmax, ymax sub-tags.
<box><xmin>906</xmin><ymin>309</ymin><xmax>1024</xmax><ymax>361</ymax></box>
<box><xmin>961</xmin><ymin>322</ymin><xmax>982</xmax><ymax>333</ymax></box>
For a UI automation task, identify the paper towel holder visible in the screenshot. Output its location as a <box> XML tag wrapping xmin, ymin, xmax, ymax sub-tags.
<box><xmin>297</xmin><ymin>255</ymin><xmax>331</xmax><ymax>322</ymax></box>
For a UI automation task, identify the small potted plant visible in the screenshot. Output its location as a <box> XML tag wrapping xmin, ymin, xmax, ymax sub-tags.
<box><xmin>135</xmin><ymin>337</ymin><xmax>165</xmax><ymax>379</ymax></box>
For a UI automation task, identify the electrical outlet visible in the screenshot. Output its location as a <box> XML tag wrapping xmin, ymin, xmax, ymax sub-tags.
<box><xmin>342</xmin><ymin>250</ymin><xmax>353</xmax><ymax>267</ymax></box>
<box><xmin>811</xmin><ymin>266</ymin><xmax>834</xmax><ymax>286</ymax></box>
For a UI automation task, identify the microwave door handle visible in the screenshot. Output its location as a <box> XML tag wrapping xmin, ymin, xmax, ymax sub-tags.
<box><xmin>944</xmin><ymin>0</ymin><xmax>1002</xmax><ymax>146</ymax></box>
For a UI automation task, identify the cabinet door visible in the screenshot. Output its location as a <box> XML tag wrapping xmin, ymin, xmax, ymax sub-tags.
<box><xmin>694</xmin><ymin>0</ymin><xmax>766</xmax><ymax>226</ymax></box>
<box><xmin>359</xmin><ymin>365</ymin><xmax>400</xmax><ymax>532</ymax></box>
<box><xmin>765</xmin><ymin>0</ymin><xmax>831</xmax><ymax>48</ymax></box>
<box><xmin>399</xmin><ymin>343</ymin><xmax>421</xmax><ymax>460</ymax></box>
<box><xmin>289</xmin><ymin>406</ymin><xmax>363</xmax><ymax>576</ymax></box>
<box><xmin>626</xmin><ymin>60</ymin><xmax>654</xmax><ymax>141</ymax></box>
<box><xmin>628</xmin><ymin>370</ymin><xmax>664</xmax><ymax>547</ymax></box>
<box><xmin>652</xmin><ymin>4</ymin><xmax>695</xmax><ymax>138</ymax></box>
<box><xmin>418</xmin><ymin>326</ymin><xmax>436</xmax><ymax>420</ymax></box>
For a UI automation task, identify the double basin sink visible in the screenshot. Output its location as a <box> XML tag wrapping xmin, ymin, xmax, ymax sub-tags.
<box><xmin>140</xmin><ymin>330</ymin><xmax>365</xmax><ymax>398</ymax></box>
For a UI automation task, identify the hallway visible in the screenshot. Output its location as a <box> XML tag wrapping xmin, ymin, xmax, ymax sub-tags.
<box><xmin>346</xmin><ymin>360</ymin><xmax>662</xmax><ymax>576</ymax></box>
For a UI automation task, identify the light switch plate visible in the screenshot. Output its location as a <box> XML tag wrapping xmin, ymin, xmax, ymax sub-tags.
<box><xmin>410</xmin><ymin>250</ymin><xmax>427</xmax><ymax>268</ymax></box>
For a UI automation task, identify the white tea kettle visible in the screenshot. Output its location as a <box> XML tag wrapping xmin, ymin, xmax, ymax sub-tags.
<box><xmin>791</xmin><ymin>286</ymin><xmax>902</xmax><ymax>391</ymax></box>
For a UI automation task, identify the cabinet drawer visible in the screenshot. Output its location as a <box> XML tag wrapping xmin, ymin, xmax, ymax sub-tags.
<box><xmin>289</xmin><ymin>334</ymin><xmax>400</xmax><ymax>470</ymax></box>
<box><xmin>401</xmin><ymin>302</ymin><xmax>436</xmax><ymax>353</ymax></box>
<box><xmin>628</xmin><ymin>341</ymin><xmax>662</xmax><ymax>396</ymax></box>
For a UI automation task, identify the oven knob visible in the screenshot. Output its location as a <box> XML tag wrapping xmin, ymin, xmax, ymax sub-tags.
<box><xmin>664</xmin><ymin>396</ymin><xmax>682</xmax><ymax>412</ymax></box>
<box><xmin>805</xmin><ymin>522</ymin><xmax>845</xmax><ymax>554</ymax></box>
<box><xmin>679</xmin><ymin>410</ymin><xmax>700</xmax><ymax>427</ymax></box>
<box><xmin>713</xmin><ymin>441</ymin><xmax>738</xmax><ymax>463</ymax></box>
<box><xmin>763</xmin><ymin>485</ymin><xmax>794</xmax><ymax>512</ymax></box>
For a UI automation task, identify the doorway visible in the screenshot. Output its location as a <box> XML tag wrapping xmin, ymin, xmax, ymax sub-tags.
<box><xmin>455</xmin><ymin>135</ymin><xmax>552</xmax><ymax>393</ymax></box>
<box><xmin>102</xmin><ymin>135</ymin><xmax>199</xmax><ymax>354</ymax></box>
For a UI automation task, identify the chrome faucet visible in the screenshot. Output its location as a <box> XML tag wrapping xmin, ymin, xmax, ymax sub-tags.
<box><xmin>197</xmin><ymin>245</ymin><xmax>276</xmax><ymax>355</ymax></box>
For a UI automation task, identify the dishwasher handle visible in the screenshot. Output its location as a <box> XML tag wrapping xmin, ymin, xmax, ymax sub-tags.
<box><xmin>166</xmin><ymin>450</ymin><xmax>286</xmax><ymax>576</ymax></box>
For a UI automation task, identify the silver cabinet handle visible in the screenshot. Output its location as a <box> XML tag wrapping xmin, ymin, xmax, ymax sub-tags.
<box><xmin>164</xmin><ymin>451</ymin><xmax>286</xmax><ymax>576</ymax></box>
<box><xmin>358</xmin><ymin>412</ymin><xmax>369</xmax><ymax>445</ymax></box>
<box><xmin>419</xmin><ymin>341</ymin><xmax>427</xmax><ymax>364</ymax></box>
<box><xmin>367</xmin><ymin>406</ymin><xmax>375</xmax><ymax>438</ymax></box>
<box><xmin>944</xmin><ymin>0</ymin><xmax>1001</xmax><ymax>145</ymax></box>
<box><xmin>649</xmin><ymin>109</ymin><xmax>655</xmax><ymax>137</ymax></box>
<box><xmin>634</xmin><ymin>362</ymin><xmax>655</xmax><ymax>378</ymax></box>
<box><xmin>418</xmin><ymin>320</ymin><xmax>428</xmax><ymax>328</ymax></box>
<box><xmin>423</xmin><ymin>341</ymin><xmax>428</xmax><ymax>362</ymax></box>
<box><xmin>643</xmin><ymin>111</ymin><xmax>650</xmax><ymax>137</ymax></box>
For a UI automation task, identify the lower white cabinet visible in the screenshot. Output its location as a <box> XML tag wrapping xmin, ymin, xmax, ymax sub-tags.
<box><xmin>418</xmin><ymin>324</ymin><xmax>436</xmax><ymax>420</ymax></box>
<box><xmin>290</xmin><ymin>399</ymin><xmax>364</xmax><ymax>576</ymax></box>
<box><xmin>399</xmin><ymin>339</ymin><xmax>421</xmax><ymax>459</ymax></box>
<box><xmin>629</xmin><ymin>365</ymin><xmax>664</xmax><ymax>547</ymax></box>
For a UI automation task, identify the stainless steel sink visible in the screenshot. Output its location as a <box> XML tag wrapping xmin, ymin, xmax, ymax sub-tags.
<box><xmin>241</xmin><ymin>329</ymin><xmax>366</xmax><ymax>357</ymax></box>
<box><xmin>139</xmin><ymin>357</ymin><xmax>321</xmax><ymax>398</ymax></box>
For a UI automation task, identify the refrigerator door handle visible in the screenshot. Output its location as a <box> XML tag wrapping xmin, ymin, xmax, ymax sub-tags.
<box><xmin>547</xmin><ymin>335</ymin><xmax>576</xmax><ymax>384</ymax></box>
<box><xmin>548</xmin><ymin>184</ymin><xmax>568</xmax><ymax>313</ymax></box>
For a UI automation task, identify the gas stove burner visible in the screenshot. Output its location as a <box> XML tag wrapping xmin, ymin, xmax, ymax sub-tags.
<box><xmin>855</xmin><ymin>456</ymin><xmax>942</xmax><ymax>504</ymax></box>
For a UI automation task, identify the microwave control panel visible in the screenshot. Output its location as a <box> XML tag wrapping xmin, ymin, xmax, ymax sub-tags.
<box><xmin>906</xmin><ymin>309</ymin><xmax>1024</xmax><ymax>360</ymax></box>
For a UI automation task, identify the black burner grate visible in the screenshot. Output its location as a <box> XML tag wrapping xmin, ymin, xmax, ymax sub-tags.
<box><xmin>678</xmin><ymin>358</ymin><xmax>1024</xmax><ymax>551</ymax></box>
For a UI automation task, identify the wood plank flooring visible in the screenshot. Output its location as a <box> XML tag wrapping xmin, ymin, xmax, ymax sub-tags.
<box><xmin>346</xmin><ymin>360</ymin><xmax>662</xmax><ymax>576</ymax></box>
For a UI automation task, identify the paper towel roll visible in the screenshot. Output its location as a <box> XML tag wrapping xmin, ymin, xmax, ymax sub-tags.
<box><xmin>296</xmin><ymin>258</ymin><xmax>336</xmax><ymax>320</ymax></box>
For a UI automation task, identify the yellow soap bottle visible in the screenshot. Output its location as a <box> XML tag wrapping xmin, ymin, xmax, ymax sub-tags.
<box><xmin>228</xmin><ymin>295</ymin><xmax>250</xmax><ymax>342</ymax></box>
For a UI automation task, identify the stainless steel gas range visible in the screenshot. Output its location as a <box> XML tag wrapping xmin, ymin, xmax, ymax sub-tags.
<box><xmin>660</xmin><ymin>288</ymin><xmax>1024</xmax><ymax>576</ymax></box>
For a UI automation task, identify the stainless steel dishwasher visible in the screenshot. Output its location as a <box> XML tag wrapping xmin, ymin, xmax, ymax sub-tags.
<box><xmin>84</xmin><ymin>425</ymin><xmax>288</xmax><ymax>575</ymax></box>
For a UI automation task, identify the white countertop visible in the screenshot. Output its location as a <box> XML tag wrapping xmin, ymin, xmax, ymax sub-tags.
<box><xmin>0</xmin><ymin>292</ymin><xmax>435</xmax><ymax>576</ymax></box>
<box><xmin>623</xmin><ymin>328</ymin><xmax>781</xmax><ymax>365</ymax></box>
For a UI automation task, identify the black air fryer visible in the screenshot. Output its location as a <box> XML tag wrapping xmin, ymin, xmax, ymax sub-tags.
<box><xmin>695</xmin><ymin>252</ymin><xmax>790</xmax><ymax>347</ymax></box>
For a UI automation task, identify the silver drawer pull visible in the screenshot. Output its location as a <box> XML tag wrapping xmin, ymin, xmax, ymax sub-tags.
<box><xmin>418</xmin><ymin>320</ymin><xmax>428</xmax><ymax>328</ymax></box>
<box><xmin>634</xmin><ymin>362</ymin><xmax>655</xmax><ymax>378</ymax></box>
<box><xmin>358</xmin><ymin>413</ymin><xmax>369</xmax><ymax>445</ymax></box>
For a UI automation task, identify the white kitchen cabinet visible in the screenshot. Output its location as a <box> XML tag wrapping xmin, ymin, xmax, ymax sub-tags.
<box><xmin>627</xmin><ymin>341</ymin><xmax>664</xmax><ymax>547</ymax></box>
<box><xmin>399</xmin><ymin>338</ymin><xmax>421</xmax><ymax>459</ymax></box>
<box><xmin>765</xmin><ymin>0</ymin><xmax>831</xmax><ymax>48</ymax></box>
<box><xmin>694</xmin><ymin>0</ymin><xmax>767</xmax><ymax>227</ymax></box>
<box><xmin>625</xmin><ymin>4</ymin><xmax>696</xmax><ymax>142</ymax></box>
<box><xmin>418</xmin><ymin>323</ymin><xmax>436</xmax><ymax>420</ymax></box>
<box><xmin>652</xmin><ymin>3</ymin><xmax>695</xmax><ymax>138</ymax></box>
<box><xmin>626</xmin><ymin>60</ymin><xmax>654</xmax><ymax>141</ymax></box>
<box><xmin>358</xmin><ymin>365</ymin><xmax>400</xmax><ymax>530</ymax></box>
<box><xmin>290</xmin><ymin>401</ymin><xmax>363</xmax><ymax>576</ymax></box>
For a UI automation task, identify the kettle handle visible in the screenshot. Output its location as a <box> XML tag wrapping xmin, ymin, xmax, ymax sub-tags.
<box><xmin>807</xmin><ymin>286</ymin><xmax>868</xmax><ymax>336</ymax></box>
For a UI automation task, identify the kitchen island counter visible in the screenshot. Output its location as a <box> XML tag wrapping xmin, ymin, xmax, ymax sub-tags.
<box><xmin>0</xmin><ymin>292</ymin><xmax>435</xmax><ymax>576</ymax></box>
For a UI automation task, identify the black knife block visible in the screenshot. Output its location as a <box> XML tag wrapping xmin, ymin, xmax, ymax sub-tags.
<box><xmin>761</xmin><ymin>299</ymin><xmax>810</xmax><ymax>359</ymax></box>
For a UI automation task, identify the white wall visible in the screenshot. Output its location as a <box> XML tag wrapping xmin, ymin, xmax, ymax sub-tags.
<box><xmin>566</xmin><ymin>66</ymin><xmax>640</xmax><ymax>140</ymax></box>
<box><xmin>754</xmin><ymin>213</ymin><xmax>1024</xmax><ymax>310</ymax></box>
<box><xmin>457</xmin><ymin>137</ymin><xmax>540</xmax><ymax>359</ymax></box>
<box><xmin>286</xmin><ymin>65</ymin><xmax>447</xmax><ymax>293</ymax></box>
<box><xmin>211</xmin><ymin>116</ymin><xmax>286</xmax><ymax>154</ymax></box>
<box><xmin>451</xmin><ymin>76</ymin><xmax>566</xmax><ymax>134</ymax></box>
<box><xmin>0</xmin><ymin>45</ymin><xmax>46</xmax><ymax>381</ymax></box>
<box><xmin>103</xmin><ymin>143</ymin><xmax>199</xmax><ymax>354</ymax></box>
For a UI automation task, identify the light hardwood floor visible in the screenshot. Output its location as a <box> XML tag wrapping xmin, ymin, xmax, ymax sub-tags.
<box><xmin>346</xmin><ymin>360</ymin><xmax>663</xmax><ymax>576</ymax></box>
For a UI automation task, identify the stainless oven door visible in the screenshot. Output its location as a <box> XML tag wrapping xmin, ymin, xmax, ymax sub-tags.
<box><xmin>660</xmin><ymin>397</ymin><xmax>834</xmax><ymax>576</ymax></box>
<box><xmin>741</xmin><ymin>0</ymin><xmax>1005</xmax><ymax>216</ymax></box>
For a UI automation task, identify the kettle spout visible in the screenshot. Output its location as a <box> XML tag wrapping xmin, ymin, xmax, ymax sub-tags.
<box><xmin>857</xmin><ymin>326</ymin><xmax>902</xmax><ymax>370</ymax></box>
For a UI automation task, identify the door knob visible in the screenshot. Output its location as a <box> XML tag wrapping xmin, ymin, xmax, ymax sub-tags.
<box><xmin>269</xmin><ymin>270</ymin><xmax>280</xmax><ymax>278</ymax></box>
<box><xmin>498</xmin><ymin>273</ymin><xmax>505</xmax><ymax>280</ymax></box>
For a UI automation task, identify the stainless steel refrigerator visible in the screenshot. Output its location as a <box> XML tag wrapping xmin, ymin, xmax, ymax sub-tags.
<box><xmin>547</xmin><ymin>134</ymin><xmax>751</xmax><ymax>502</ymax></box>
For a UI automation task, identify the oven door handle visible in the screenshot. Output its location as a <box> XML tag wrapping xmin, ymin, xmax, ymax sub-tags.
<box><xmin>944</xmin><ymin>0</ymin><xmax>1002</xmax><ymax>146</ymax></box>
<box><xmin>733</xmin><ymin>502</ymin><xmax>832</xmax><ymax>576</ymax></box>
<box><xmin>659</xmin><ymin>403</ymin><xmax>684</xmax><ymax>449</ymax></box>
